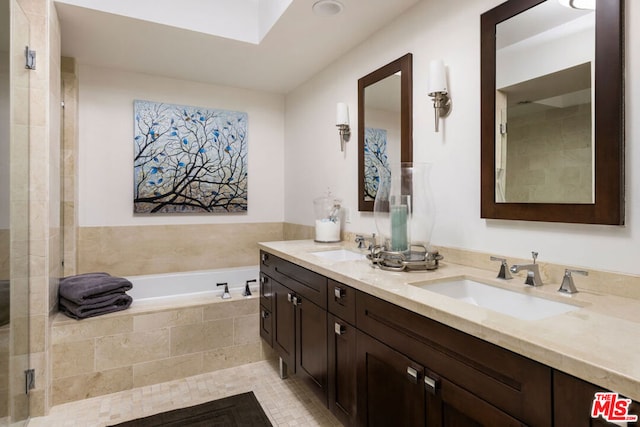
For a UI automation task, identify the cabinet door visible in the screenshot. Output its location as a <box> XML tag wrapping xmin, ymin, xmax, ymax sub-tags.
<box><xmin>426</xmin><ymin>376</ymin><xmax>526</xmax><ymax>427</ymax></box>
<box><xmin>296</xmin><ymin>292</ymin><xmax>328</xmax><ymax>405</ymax></box>
<box><xmin>272</xmin><ymin>280</ymin><xmax>296</xmax><ymax>372</ymax></box>
<box><xmin>328</xmin><ymin>314</ymin><xmax>357</xmax><ymax>426</ymax></box>
<box><xmin>357</xmin><ymin>331</ymin><xmax>426</xmax><ymax>427</ymax></box>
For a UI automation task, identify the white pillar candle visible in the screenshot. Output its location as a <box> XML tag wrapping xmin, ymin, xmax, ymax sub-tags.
<box><xmin>336</xmin><ymin>102</ymin><xmax>349</xmax><ymax>125</ymax></box>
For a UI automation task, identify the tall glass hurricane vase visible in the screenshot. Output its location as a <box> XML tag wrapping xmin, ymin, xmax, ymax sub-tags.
<box><xmin>373</xmin><ymin>163</ymin><xmax>435</xmax><ymax>256</ymax></box>
<box><xmin>409</xmin><ymin>163</ymin><xmax>435</xmax><ymax>254</ymax></box>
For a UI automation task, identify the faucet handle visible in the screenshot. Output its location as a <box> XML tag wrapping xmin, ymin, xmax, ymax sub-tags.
<box><xmin>566</xmin><ymin>269</ymin><xmax>588</xmax><ymax>277</ymax></box>
<box><xmin>217</xmin><ymin>282</ymin><xmax>231</xmax><ymax>299</ymax></box>
<box><xmin>243</xmin><ymin>279</ymin><xmax>256</xmax><ymax>297</ymax></box>
<box><xmin>531</xmin><ymin>251</ymin><xmax>538</xmax><ymax>264</ymax></box>
<box><xmin>558</xmin><ymin>269</ymin><xmax>588</xmax><ymax>294</ymax></box>
<box><xmin>490</xmin><ymin>256</ymin><xmax>512</xmax><ymax>279</ymax></box>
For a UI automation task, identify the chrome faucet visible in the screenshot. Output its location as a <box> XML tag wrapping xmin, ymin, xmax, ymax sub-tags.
<box><xmin>355</xmin><ymin>233</ymin><xmax>377</xmax><ymax>250</ymax></box>
<box><xmin>217</xmin><ymin>282</ymin><xmax>231</xmax><ymax>299</ymax></box>
<box><xmin>558</xmin><ymin>269</ymin><xmax>588</xmax><ymax>294</ymax></box>
<box><xmin>490</xmin><ymin>256</ymin><xmax>512</xmax><ymax>279</ymax></box>
<box><xmin>509</xmin><ymin>251</ymin><xmax>543</xmax><ymax>286</ymax></box>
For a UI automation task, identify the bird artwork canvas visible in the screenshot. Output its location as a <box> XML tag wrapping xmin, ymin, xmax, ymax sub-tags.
<box><xmin>133</xmin><ymin>100</ymin><xmax>248</xmax><ymax>214</ymax></box>
<box><xmin>363</xmin><ymin>127</ymin><xmax>389</xmax><ymax>202</ymax></box>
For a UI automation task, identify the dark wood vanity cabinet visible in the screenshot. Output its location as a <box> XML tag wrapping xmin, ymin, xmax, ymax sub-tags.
<box><xmin>258</xmin><ymin>272</ymin><xmax>273</xmax><ymax>346</ymax></box>
<box><xmin>259</xmin><ymin>251</ymin><xmax>639</xmax><ymax>426</ymax></box>
<box><xmin>328</xmin><ymin>280</ymin><xmax>358</xmax><ymax>426</ymax></box>
<box><xmin>259</xmin><ymin>251</ymin><xmax>329</xmax><ymax>405</ymax></box>
<box><xmin>356</xmin><ymin>291</ymin><xmax>549</xmax><ymax>426</ymax></box>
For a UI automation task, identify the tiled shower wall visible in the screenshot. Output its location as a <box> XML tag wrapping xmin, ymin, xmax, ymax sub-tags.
<box><xmin>505</xmin><ymin>103</ymin><xmax>593</xmax><ymax>203</ymax></box>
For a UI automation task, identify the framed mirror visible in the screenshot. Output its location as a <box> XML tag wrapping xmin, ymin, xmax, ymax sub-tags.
<box><xmin>358</xmin><ymin>53</ymin><xmax>413</xmax><ymax>212</ymax></box>
<box><xmin>480</xmin><ymin>0</ymin><xmax>623</xmax><ymax>224</ymax></box>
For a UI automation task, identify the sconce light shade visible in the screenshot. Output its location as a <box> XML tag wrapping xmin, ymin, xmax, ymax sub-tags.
<box><xmin>428</xmin><ymin>59</ymin><xmax>447</xmax><ymax>96</ymax></box>
<box><xmin>336</xmin><ymin>102</ymin><xmax>349</xmax><ymax>125</ymax></box>
<box><xmin>336</xmin><ymin>103</ymin><xmax>351</xmax><ymax>152</ymax></box>
<box><xmin>427</xmin><ymin>59</ymin><xmax>451</xmax><ymax>132</ymax></box>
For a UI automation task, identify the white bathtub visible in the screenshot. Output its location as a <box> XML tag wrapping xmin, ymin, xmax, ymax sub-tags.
<box><xmin>53</xmin><ymin>265</ymin><xmax>266</xmax><ymax>404</ymax></box>
<box><xmin>126</xmin><ymin>265</ymin><xmax>260</xmax><ymax>302</ymax></box>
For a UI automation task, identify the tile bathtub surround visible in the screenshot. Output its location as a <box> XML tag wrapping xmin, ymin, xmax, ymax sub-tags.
<box><xmin>51</xmin><ymin>296</ymin><xmax>270</xmax><ymax>405</ymax></box>
<box><xmin>29</xmin><ymin>359</ymin><xmax>340</xmax><ymax>427</ymax></box>
<box><xmin>77</xmin><ymin>222</ymin><xmax>284</xmax><ymax>277</ymax></box>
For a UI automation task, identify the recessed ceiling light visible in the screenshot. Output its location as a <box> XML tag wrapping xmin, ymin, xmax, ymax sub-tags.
<box><xmin>312</xmin><ymin>0</ymin><xmax>344</xmax><ymax>16</ymax></box>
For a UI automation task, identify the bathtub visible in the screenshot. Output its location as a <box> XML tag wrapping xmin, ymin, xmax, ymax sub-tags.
<box><xmin>126</xmin><ymin>266</ymin><xmax>260</xmax><ymax>302</ymax></box>
<box><xmin>51</xmin><ymin>265</ymin><xmax>270</xmax><ymax>406</ymax></box>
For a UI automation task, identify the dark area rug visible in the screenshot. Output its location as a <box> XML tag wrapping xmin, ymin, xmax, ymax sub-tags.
<box><xmin>109</xmin><ymin>391</ymin><xmax>273</xmax><ymax>427</ymax></box>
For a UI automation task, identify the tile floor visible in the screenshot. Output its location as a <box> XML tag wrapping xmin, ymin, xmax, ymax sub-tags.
<box><xmin>28</xmin><ymin>359</ymin><xmax>341</xmax><ymax>427</ymax></box>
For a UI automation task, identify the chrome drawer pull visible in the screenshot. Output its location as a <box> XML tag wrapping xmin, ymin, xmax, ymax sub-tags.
<box><xmin>334</xmin><ymin>322</ymin><xmax>346</xmax><ymax>335</ymax></box>
<box><xmin>424</xmin><ymin>375</ymin><xmax>440</xmax><ymax>394</ymax></box>
<box><xmin>407</xmin><ymin>367</ymin><xmax>419</xmax><ymax>384</ymax></box>
<box><xmin>334</xmin><ymin>287</ymin><xmax>345</xmax><ymax>299</ymax></box>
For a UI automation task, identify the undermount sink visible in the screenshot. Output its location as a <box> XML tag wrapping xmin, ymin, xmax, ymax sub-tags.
<box><xmin>414</xmin><ymin>278</ymin><xmax>580</xmax><ymax>321</ymax></box>
<box><xmin>310</xmin><ymin>249</ymin><xmax>367</xmax><ymax>262</ymax></box>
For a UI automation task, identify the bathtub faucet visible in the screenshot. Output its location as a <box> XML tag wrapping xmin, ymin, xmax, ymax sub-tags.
<box><xmin>217</xmin><ymin>282</ymin><xmax>231</xmax><ymax>299</ymax></box>
<box><xmin>243</xmin><ymin>279</ymin><xmax>256</xmax><ymax>297</ymax></box>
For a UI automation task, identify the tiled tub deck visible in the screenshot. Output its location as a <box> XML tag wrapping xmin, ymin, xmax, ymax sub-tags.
<box><xmin>51</xmin><ymin>290</ymin><xmax>270</xmax><ymax>406</ymax></box>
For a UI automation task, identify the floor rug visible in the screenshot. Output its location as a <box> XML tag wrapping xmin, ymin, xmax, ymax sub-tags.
<box><xmin>109</xmin><ymin>391</ymin><xmax>273</xmax><ymax>427</ymax></box>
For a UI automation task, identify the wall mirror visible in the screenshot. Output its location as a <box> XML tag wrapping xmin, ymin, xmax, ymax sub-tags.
<box><xmin>481</xmin><ymin>0</ymin><xmax>623</xmax><ymax>224</ymax></box>
<box><xmin>358</xmin><ymin>53</ymin><xmax>412</xmax><ymax>212</ymax></box>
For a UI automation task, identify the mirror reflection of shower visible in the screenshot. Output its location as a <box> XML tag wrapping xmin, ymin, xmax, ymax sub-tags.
<box><xmin>495</xmin><ymin>1</ymin><xmax>595</xmax><ymax>204</ymax></box>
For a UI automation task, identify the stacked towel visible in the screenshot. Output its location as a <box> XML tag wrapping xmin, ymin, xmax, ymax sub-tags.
<box><xmin>0</xmin><ymin>280</ymin><xmax>9</xmax><ymax>327</ymax></box>
<box><xmin>59</xmin><ymin>273</ymin><xmax>133</xmax><ymax>320</ymax></box>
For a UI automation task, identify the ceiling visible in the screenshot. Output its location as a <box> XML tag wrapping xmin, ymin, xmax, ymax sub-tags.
<box><xmin>55</xmin><ymin>0</ymin><xmax>420</xmax><ymax>94</ymax></box>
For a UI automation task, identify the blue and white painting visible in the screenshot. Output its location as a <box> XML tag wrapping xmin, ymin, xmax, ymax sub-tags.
<box><xmin>133</xmin><ymin>100</ymin><xmax>248</xmax><ymax>214</ymax></box>
<box><xmin>364</xmin><ymin>127</ymin><xmax>389</xmax><ymax>202</ymax></box>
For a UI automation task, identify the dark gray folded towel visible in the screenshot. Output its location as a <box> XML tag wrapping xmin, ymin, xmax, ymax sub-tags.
<box><xmin>59</xmin><ymin>273</ymin><xmax>133</xmax><ymax>305</ymax></box>
<box><xmin>59</xmin><ymin>294</ymin><xmax>133</xmax><ymax>320</ymax></box>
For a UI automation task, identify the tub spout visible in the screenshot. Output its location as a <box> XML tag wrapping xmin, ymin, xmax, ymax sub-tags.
<box><xmin>217</xmin><ymin>282</ymin><xmax>231</xmax><ymax>299</ymax></box>
<box><xmin>243</xmin><ymin>279</ymin><xmax>256</xmax><ymax>297</ymax></box>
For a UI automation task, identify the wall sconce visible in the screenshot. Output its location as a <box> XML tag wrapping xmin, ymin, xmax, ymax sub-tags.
<box><xmin>336</xmin><ymin>102</ymin><xmax>351</xmax><ymax>152</ymax></box>
<box><xmin>427</xmin><ymin>59</ymin><xmax>451</xmax><ymax>132</ymax></box>
<box><xmin>558</xmin><ymin>0</ymin><xmax>595</xmax><ymax>10</ymax></box>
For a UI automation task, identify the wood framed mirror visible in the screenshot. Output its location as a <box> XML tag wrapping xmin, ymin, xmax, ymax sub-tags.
<box><xmin>480</xmin><ymin>0</ymin><xmax>624</xmax><ymax>224</ymax></box>
<box><xmin>358</xmin><ymin>53</ymin><xmax>413</xmax><ymax>212</ymax></box>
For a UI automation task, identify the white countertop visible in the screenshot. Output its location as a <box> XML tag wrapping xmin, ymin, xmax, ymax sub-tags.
<box><xmin>258</xmin><ymin>239</ymin><xmax>640</xmax><ymax>401</ymax></box>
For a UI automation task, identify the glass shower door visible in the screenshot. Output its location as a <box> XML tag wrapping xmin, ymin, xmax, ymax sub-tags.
<box><xmin>1</xmin><ymin>0</ymin><xmax>31</xmax><ymax>424</ymax></box>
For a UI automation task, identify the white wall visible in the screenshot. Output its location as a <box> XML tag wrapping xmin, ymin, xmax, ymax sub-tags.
<box><xmin>284</xmin><ymin>0</ymin><xmax>640</xmax><ymax>276</ymax></box>
<box><xmin>78</xmin><ymin>65</ymin><xmax>285</xmax><ymax>226</ymax></box>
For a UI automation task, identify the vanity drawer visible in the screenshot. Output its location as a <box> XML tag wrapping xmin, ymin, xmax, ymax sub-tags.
<box><xmin>261</xmin><ymin>251</ymin><xmax>327</xmax><ymax>309</ymax></box>
<box><xmin>328</xmin><ymin>280</ymin><xmax>356</xmax><ymax>325</ymax></box>
<box><xmin>356</xmin><ymin>291</ymin><xmax>552</xmax><ymax>426</ymax></box>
